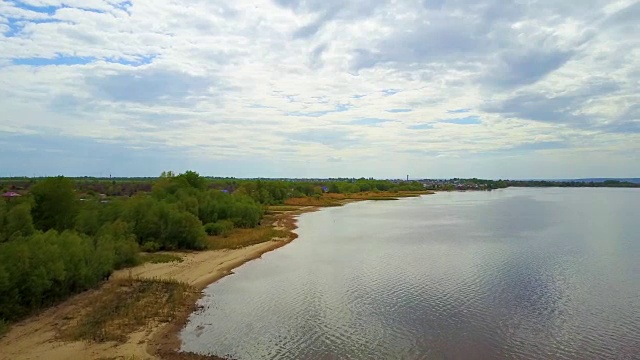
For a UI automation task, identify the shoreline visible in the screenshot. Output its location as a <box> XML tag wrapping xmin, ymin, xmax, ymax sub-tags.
<box><xmin>0</xmin><ymin>206</ymin><xmax>320</xmax><ymax>360</ymax></box>
<box><xmin>151</xmin><ymin>206</ymin><xmax>319</xmax><ymax>360</ymax></box>
<box><xmin>0</xmin><ymin>193</ymin><xmax>431</xmax><ymax>360</ymax></box>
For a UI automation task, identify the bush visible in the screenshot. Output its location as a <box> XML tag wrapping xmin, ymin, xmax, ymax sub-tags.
<box><xmin>0</xmin><ymin>318</ymin><xmax>7</xmax><ymax>337</ymax></box>
<box><xmin>3</xmin><ymin>203</ymin><xmax>35</xmax><ymax>240</ymax></box>
<box><xmin>30</xmin><ymin>176</ymin><xmax>78</xmax><ymax>232</ymax></box>
<box><xmin>204</xmin><ymin>220</ymin><xmax>234</xmax><ymax>236</ymax></box>
<box><xmin>141</xmin><ymin>241</ymin><xmax>161</xmax><ymax>253</ymax></box>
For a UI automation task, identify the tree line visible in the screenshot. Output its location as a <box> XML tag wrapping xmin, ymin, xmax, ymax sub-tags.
<box><xmin>0</xmin><ymin>171</ymin><xmax>264</xmax><ymax>325</ymax></box>
<box><xmin>0</xmin><ymin>172</ymin><xmax>431</xmax><ymax>326</ymax></box>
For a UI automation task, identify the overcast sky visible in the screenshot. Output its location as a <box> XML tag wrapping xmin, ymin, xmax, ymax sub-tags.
<box><xmin>0</xmin><ymin>0</ymin><xmax>638</xmax><ymax>179</ymax></box>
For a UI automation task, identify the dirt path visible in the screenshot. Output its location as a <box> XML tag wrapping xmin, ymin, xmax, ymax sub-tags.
<box><xmin>0</xmin><ymin>210</ymin><xmax>313</xmax><ymax>360</ymax></box>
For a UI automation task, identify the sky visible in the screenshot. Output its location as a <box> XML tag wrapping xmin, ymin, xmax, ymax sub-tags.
<box><xmin>0</xmin><ymin>0</ymin><xmax>639</xmax><ymax>179</ymax></box>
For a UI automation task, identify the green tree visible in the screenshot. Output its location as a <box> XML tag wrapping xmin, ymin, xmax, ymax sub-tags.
<box><xmin>0</xmin><ymin>200</ymin><xmax>7</xmax><ymax>243</ymax></box>
<box><xmin>178</xmin><ymin>170</ymin><xmax>207</xmax><ymax>190</ymax></box>
<box><xmin>75</xmin><ymin>204</ymin><xmax>101</xmax><ymax>236</ymax></box>
<box><xmin>31</xmin><ymin>177</ymin><xmax>78</xmax><ymax>231</ymax></box>
<box><xmin>161</xmin><ymin>206</ymin><xmax>206</xmax><ymax>250</ymax></box>
<box><xmin>4</xmin><ymin>203</ymin><xmax>35</xmax><ymax>239</ymax></box>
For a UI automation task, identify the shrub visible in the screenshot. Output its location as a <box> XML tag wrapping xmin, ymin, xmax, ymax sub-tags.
<box><xmin>141</xmin><ymin>241</ymin><xmax>161</xmax><ymax>253</ymax></box>
<box><xmin>204</xmin><ymin>220</ymin><xmax>234</xmax><ymax>236</ymax></box>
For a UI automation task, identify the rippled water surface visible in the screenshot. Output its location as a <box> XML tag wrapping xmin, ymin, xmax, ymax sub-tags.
<box><xmin>181</xmin><ymin>188</ymin><xmax>640</xmax><ymax>359</ymax></box>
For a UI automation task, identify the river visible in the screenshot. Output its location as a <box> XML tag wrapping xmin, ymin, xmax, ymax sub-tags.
<box><xmin>180</xmin><ymin>188</ymin><xmax>640</xmax><ymax>359</ymax></box>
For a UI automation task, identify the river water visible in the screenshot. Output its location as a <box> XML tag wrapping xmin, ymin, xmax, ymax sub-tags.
<box><xmin>180</xmin><ymin>188</ymin><xmax>640</xmax><ymax>360</ymax></box>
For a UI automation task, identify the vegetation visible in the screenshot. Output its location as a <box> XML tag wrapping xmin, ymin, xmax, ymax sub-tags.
<box><xmin>0</xmin><ymin>171</ymin><xmax>264</xmax><ymax>330</ymax></box>
<box><xmin>0</xmin><ymin>319</ymin><xmax>7</xmax><ymax>337</ymax></box>
<box><xmin>140</xmin><ymin>253</ymin><xmax>184</xmax><ymax>265</ymax></box>
<box><xmin>0</xmin><ymin>172</ymin><xmax>432</xmax><ymax>333</ymax></box>
<box><xmin>206</xmin><ymin>222</ymin><xmax>288</xmax><ymax>250</ymax></box>
<box><xmin>62</xmin><ymin>278</ymin><xmax>192</xmax><ymax>343</ymax></box>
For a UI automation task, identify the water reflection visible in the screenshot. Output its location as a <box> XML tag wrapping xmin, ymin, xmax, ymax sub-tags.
<box><xmin>181</xmin><ymin>188</ymin><xmax>640</xmax><ymax>360</ymax></box>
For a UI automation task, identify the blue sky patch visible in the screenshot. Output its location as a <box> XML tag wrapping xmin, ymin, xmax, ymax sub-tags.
<box><xmin>407</xmin><ymin>124</ymin><xmax>434</xmax><ymax>130</ymax></box>
<box><xmin>13</xmin><ymin>1</ymin><xmax>58</xmax><ymax>15</ymax></box>
<box><xmin>335</xmin><ymin>103</ymin><xmax>352</xmax><ymax>112</ymax></box>
<box><xmin>4</xmin><ymin>18</ymin><xmax>64</xmax><ymax>38</ymax></box>
<box><xmin>447</xmin><ymin>108</ymin><xmax>471</xmax><ymax>114</ymax></box>
<box><xmin>288</xmin><ymin>104</ymin><xmax>352</xmax><ymax>117</ymax></box>
<box><xmin>107</xmin><ymin>55</ymin><xmax>156</xmax><ymax>67</ymax></box>
<box><xmin>386</xmin><ymin>108</ymin><xmax>412</xmax><ymax>113</ymax></box>
<box><xmin>382</xmin><ymin>88</ymin><xmax>401</xmax><ymax>96</ymax></box>
<box><xmin>13</xmin><ymin>56</ymin><xmax>96</xmax><ymax>66</ymax></box>
<box><xmin>248</xmin><ymin>104</ymin><xmax>274</xmax><ymax>109</ymax></box>
<box><xmin>440</xmin><ymin>116</ymin><xmax>482</xmax><ymax>125</ymax></box>
<box><xmin>509</xmin><ymin>141</ymin><xmax>568</xmax><ymax>152</ymax></box>
<box><xmin>349</xmin><ymin>118</ymin><xmax>392</xmax><ymax>126</ymax></box>
<box><xmin>287</xmin><ymin>111</ymin><xmax>330</xmax><ymax>117</ymax></box>
<box><xmin>5</xmin><ymin>19</ymin><xmax>22</xmax><ymax>37</ymax></box>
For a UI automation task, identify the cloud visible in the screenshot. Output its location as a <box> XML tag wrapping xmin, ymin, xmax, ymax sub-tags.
<box><xmin>486</xmin><ymin>50</ymin><xmax>575</xmax><ymax>89</ymax></box>
<box><xmin>286</xmin><ymin>128</ymin><xmax>359</xmax><ymax>149</ymax></box>
<box><xmin>407</xmin><ymin>124</ymin><xmax>433</xmax><ymax>130</ymax></box>
<box><xmin>0</xmin><ymin>0</ymin><xmax>638</xmax><ymax>178</ymax></box>
<box><xmin>85</xmin><ymin>67</ymin><xmax>213</xmax><ymax>105</ymax></box>
<box><xmin>482</xmin><ymin>80</ymin><xmax>623</xmax><ymax>129</ymax></box>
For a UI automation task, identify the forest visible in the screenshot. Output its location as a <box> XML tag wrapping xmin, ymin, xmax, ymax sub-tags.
<box><xmin>0</xmin><ymin>173</ymin><xmax>426</xmax><ymax>329</ymax></box>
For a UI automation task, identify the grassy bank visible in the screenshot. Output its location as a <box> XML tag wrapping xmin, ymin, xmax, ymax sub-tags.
<box><xmin>62</xmin><ymin>278</ymin><xmax>193</xmax><ymax>343</ymax></box>
<box><xmin>205</xmin><ymin>214</ymin><xmax>289</xmax><ymax>250</ymax></box>
<box><xmin>140</xmin><ymin>253</ymin><xmax>184</xmax><ymax>265</ymax></box>
<box><xmin>283</xmin><ymin>190</ymin><xmax>433</xmax><ymax>206</ymax></box>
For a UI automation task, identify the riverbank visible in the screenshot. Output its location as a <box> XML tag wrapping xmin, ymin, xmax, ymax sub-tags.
<box><xmin>0</xmin><ymin>192</ymin><xmax>432</xmax><ymax>360</ymax></box>
<box><xmin>0</xmin><ymin>207</ymin><xmax>311</xmax><ymax>360</ymax></box>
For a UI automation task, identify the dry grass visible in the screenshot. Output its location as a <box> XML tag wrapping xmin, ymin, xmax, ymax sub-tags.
<box><xmin>140</xmin><ymin>253</ymin><xmax>184</xmax><ymax>265</ymax></box>
<box><xmin>282</xmin><ymin>191</ymin><xmax>433</xmax><ymax>206</ymax></box>
<box><xmin>205</xmin><ymin>217</ymin><xmax>289</xmax><ymax>250</ymax></box>
<box><xmin>266</xmin><ymin>205</ymin><xmax>304</xmax><ymax>212</ymax></box>
<box><xmin>62</xmin><ymin>278</ymin><xmax>194</xmax><ymax>343</ymax></box>
<box><xmin>283</xmin><ymin>196</ymin><xmax>342</xmax><ymax>207</ymax></box>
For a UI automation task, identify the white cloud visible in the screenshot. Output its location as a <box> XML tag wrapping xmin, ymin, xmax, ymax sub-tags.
<box><xmin>0</xmin><ymin>0</ymin><xmax>638</xmax><ymax>177</ymax></box>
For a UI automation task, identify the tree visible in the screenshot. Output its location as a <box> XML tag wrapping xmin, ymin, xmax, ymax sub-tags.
<box><xmin>178</xmin><ymin>171</ymin><xmax>207</xmax><ymax>190</ymax></box>
<box><xmin>0</xmin><ymin>200</ymin><xmax>6</xmax><ymax>243</ymax></box>
<box><xmin>4</xmin><ymin>203</ymin><xmax>35</xmax><ymax>239</ymax></box>
<box><xmin>31</xmin><ymin>177</ymin><xmax>78</xmax><ymax>232</ymax></box>
<box><xmin>160</xmin><ymin>205</ymin><xmax>206</xmax><ymax>250</ymax></box>
<box><xmin>75</xmin><ymin>209</ymin><xmax>100</xmax><ymax>236</ymax></box>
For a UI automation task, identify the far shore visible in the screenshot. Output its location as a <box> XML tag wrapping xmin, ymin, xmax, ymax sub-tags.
<box><xmin>0</xmin><ymin>191</ymin><xmax>433</xmax><ymax>360</ymax></box>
